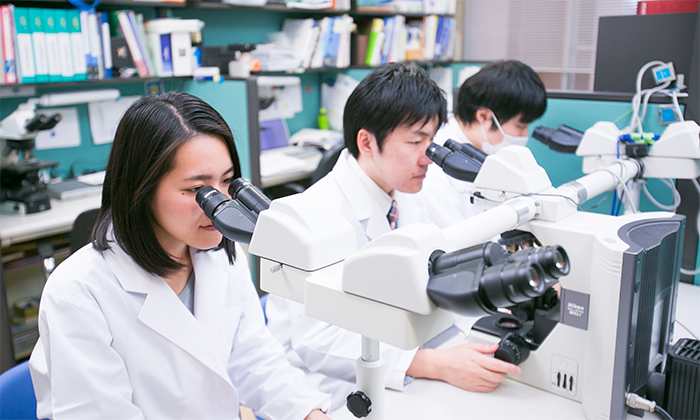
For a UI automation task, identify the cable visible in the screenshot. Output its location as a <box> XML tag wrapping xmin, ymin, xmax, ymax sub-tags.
<box><xmin>602</xmin><ymin>162</ymin><xmax>638</xmax><ymax>214</ymax></box>
<box><xmin>680</xmin><ymin>178</ymin><xmax>700</xmax><ymax>276</ymax></box>
<box><xmin>654</xmin><ymin>406</ymin><xmax>674</xmax><ymax>420</ymax></box>
<box><xmin>642</xmin><ymin>178</ymin><xmax>681</xmax><ymax>211</ymax></box>
<box><xmin>625</xmin><ymin>393</ymin><xmax>675</xmax><ymax>420</ymax></box>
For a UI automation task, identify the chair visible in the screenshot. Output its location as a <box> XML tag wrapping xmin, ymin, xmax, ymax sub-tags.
<box><xmin>310</xmin><ymin>142</ymin><xmax>345</xmax><ymax>184</ymax></box>
<box><xmin>0</xmin><ymin>361</ymin><xmax>40</xmax><ymax>420</ymax></box>
<box><xmin>39</xmin><ymin>208</ymin><xmax>100</xmax><ymax>283</ymax></box>
<box><xmin>268</xmin><ymin>143</ymin><xmax>346</xmax><ymax>199</ymax></box>
<box><xmin>69</xmin><ymin>208</ymin><xmax>100</xmax><ymax>254</ymax></box>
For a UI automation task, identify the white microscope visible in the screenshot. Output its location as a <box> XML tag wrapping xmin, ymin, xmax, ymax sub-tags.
<box><xmin>196</xmin><ymin>120</ymin><xmax>699</xmax><ymax>420</ymax></box>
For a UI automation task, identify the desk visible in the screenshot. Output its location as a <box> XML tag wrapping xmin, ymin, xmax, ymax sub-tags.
<box><xmin>260</xmin><ymin>146</ymin><xmax>323</xmax><ymax>189</ymax></box>
<box><xmin>0</xmin><ymin>195</ymin><xmax>102</xmax><ymax>248</ymax></box>
<box><xmin>330</xmin><ymin>283</ymin><xmax>699</xmax><ymax>420</ymax></box>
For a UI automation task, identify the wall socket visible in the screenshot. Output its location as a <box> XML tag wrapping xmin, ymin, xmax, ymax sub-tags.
<box><xmin>551</xmin><ymin>355</ymin><xmax>578</xmax><ymax>397</ymax></box>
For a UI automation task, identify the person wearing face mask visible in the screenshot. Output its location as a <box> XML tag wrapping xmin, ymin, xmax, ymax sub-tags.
<box><xmin>414</xmin><ymin>60</ymin><xmax>547</xmax><ymax>228</ymax></box>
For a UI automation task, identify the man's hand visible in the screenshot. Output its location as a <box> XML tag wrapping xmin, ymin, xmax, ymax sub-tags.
<box><xmin>407</xmin><ymin>343</ymin><xmax>521</xmax><ymax>393</ymax></box>
<box><xmin>304</xmin><ymin>408</ymin><xmax>330</xmax><ymax>420</ymax></box>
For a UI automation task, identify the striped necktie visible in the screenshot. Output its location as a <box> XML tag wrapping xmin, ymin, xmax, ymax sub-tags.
<box><xmin>387</xmin><ymin>199</ymin><xmax>399</xmax><ymax>230</ymax></box>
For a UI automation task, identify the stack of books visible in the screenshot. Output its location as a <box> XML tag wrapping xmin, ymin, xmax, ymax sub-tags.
<box><xmin>361</xmin><ymin>15</ymin><xmax>455</xmax><ymax>66</ymax></box>
<box><xmin>0</xmin><ymin>5</ymin><xmax>201</xmax><ymax>84</ymax></box>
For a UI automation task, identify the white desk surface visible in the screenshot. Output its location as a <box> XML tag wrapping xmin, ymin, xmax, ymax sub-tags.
<box><xmin>0</xmin><ymin>194</ymin><xmax>101</xmax><ymax>248</ymax></box>
<box><xmin>260</xmin><ymin>146</ymin><xmax>323</xmax><ymax>189</ymax></box>
<box><xmin>331</xmin><ymin>283</ymin><xmax>699</xmax><ymax>420</ymax></box>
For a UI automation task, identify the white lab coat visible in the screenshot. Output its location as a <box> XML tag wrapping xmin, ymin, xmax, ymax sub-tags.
<box><xmin>29</xmin><ymin>239</ymin><xmax>330</xmax><ymax>420</ymax></box>
<box><xmin>266</xmin><ymin>150</ymin><xmax>428</xmax><ymax>410</ymax></box>
<box><xmin>417</xmin><ymin>115</ymin><xmax>484</xmax><ymax>228</ymax></box>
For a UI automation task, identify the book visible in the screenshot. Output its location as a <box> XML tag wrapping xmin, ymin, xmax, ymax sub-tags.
<box><xmin>55</xmin><ymin>9</ymin><xmax>75</xmax><ymax>82</ymax></box>
<box><xmin>310</xmin><ymin>17</ymin><xmax>331</xmax><ymax>69</ymax></box>
<box><xmin>28</xmin><ymin>7</ymin><xmax>48</xmax><ymax>83</ymax></box>
<box><xmin>380</xmin><ymin>16</ymin><xmax>394</xmax><ymax>65</ymax></box>
<box><xmin>43</xmin><ymin>9</ymin><xmax>62</xmax><ymax>82</ymax></box>
<box><xmin>1</xmin><ymin>5</ymin><xmax>18</xmax><ymax>84</ymax></box>
<box><xmin>47</xmin><ymin>179</ymin><xmax>102</xmax><ymax>201</ymax></box>
<box><xmin>132</xmin><ymin>13</ymin><xmax>154</xmax><ymax>76</ymax></box>
<box><xmin>116</xmin><ymin>11</ymin><xmax>148</xmax><ymax>76</ymax></box>
<box><xmin>365</xmin><ymin>18</ymin><xmax>384</xmax><ymax>66</ymax></box>
<box><xmin>13</xmin><ymin>7</ymin><xmax>35</xmax><ymax>84</ymax></box>
<box><xmin>67</xmin><ymin>10</ymin><xmax>87</xmax><ymax>81</ymax></box>
<box><xmin>86</xmin><ymin>10</ymin><xmax>102</xmax><ymax>79</ymax></box>
<box><xmin>422</xmin><ymin>14</ymin><xmax>438</xmax><ymax>60</ymax></box>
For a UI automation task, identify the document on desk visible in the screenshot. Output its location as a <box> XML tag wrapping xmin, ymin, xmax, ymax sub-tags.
<box><xmin>260</xmin><ymin>152</ymin><xmax>307</xmax><ymax>178</ymax></box>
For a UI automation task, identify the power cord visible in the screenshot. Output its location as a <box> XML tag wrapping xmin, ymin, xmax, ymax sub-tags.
<box><xmin>626</xmin><ymin>393</ymin><xmax>674</xmax><ymax>420</ymax></box>
<box><xmin>680</xmin><ymin>178</ymin><xmax>700</xmax><ymax>276</ymax></box>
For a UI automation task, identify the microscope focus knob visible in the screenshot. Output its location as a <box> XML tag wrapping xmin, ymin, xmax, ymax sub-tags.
<box><xmin>346</xmin><ymin>391</ymin><xmax>372</xmax><ymax>418</ymax></box>
<box><xmin>495</xmin><ymin>333</ymin><xmax>531</xmax><ymax>365</ymax></box>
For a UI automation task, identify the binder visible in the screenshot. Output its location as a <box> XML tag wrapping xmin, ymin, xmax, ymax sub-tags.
<box><xmin>99</xmin><ymin>12</ymin><xmax>112</xmax><ymax>78</ymax></box>
<box><xmin>13</xmin><ymin>7</ymin><xmax>35</xmax><ymax>84</ymax></box>
<box><xmin>43</xmin><ymin>9</ymin><xmax>62</xmax><ymax>83</ymax></box>
<box><xmin>55</xmin><ymin>9</ymin><xmax>74</xmax><ymax>82</ymax></box>
<box><xmin>1</xmin><ymin>5</ymin><xmax>18</xmax><ymax>84</ymax></box>
<box><xmin>323</xmin><ymin>16</ymin><xmax>341</xmax><ymax>68</ymax></box>
<box><xmin>144</xmin><ymin>27</ymin><xmax>173</xmax><ymax>77</ymax></box>
<box><xmin>67</xmin><ymin>10</ymin><xmax>87</xmax><ymax>81</ymax></box>
<box><xmin>79</xmin><ymin>10</ymin><xmax>97</xmax><ymax>79</ymax></box>
<box><xmin>28</xmin><ymin>8</ymin><xmax>48</xmax><ymax>83</ymax></box>
<box><xmin>87</xmin><ymin>10</ymin><xmax>103</xmax><ymax>79</ymax></box>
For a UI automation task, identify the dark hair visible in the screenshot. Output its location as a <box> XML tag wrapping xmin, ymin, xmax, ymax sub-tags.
<box><xmin>456</xmin><ymin>60</ymin><xmax>547</xmax><ymax>127</ymax></box>
<box><xmin>343</xmin><ymin>63</ymin><xmax>447</xmax><ymax>158</ymax></box>
<box><xmin>93</xmin><ymin>92</ymin><xmax>242</xmax><ymax>277</ymax></box>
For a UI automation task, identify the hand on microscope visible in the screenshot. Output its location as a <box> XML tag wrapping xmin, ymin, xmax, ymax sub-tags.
<box><xmin>304</xmin><ymin>408</ymin><xmax>330</xmax><ymax>420</ymax></box>
<box><xmin>407</xmin><ymin>343</ymin><xmax>521</xmax><ymax>393</ymax></box>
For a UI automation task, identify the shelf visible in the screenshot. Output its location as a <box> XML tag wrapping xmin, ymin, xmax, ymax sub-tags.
<box><xmin>188</xmin><ymin>1</ymin><xmax>453</xmax><ymax>17</ymax></box>
<box><xmin>192</xmin><ymin>1</ymin><xmax>350</xmax><ymax>14</ymax></box>
<box><xmin>0</xmin><ymin>77</ymin><xmax>190</xmax><ymax>96</ymax></box>
<box><xmin>0</xmin><ymin>0</ymin><xmax>186</xmax><ymax>7</ymax></box>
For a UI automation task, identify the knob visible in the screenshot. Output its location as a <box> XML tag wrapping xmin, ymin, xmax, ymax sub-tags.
<box><xmin>346</xmin><ymin>390</ymin><xmax>372</xmax><ymax>418</ymax></box>
<box><xmin>495</xmin><ymin>332</ymin><xmax>531</xmax><ymax>365</ymax></box>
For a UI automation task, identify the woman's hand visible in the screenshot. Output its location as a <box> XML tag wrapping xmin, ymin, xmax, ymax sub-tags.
<box><xmin>304</xmin><ymin>408</ymin><xmax>330</xmax><ymax>420</ymax></box>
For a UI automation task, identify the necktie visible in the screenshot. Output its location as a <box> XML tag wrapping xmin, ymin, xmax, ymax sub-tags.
<box><xmin>387</xmin><ymin>199</ymin><xmax>399</xmax><ymax>230</ymax></box>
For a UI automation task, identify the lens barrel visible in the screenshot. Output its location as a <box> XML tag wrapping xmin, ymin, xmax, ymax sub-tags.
<box><xmin>481</xmin><ymin>261</ymin><xmax>546</xmax><ymax>308</ymax></box>
<box><xmin>196</xmin><ymin>186</ymin><xmax>229</xmax><ymax>218</ymax></box>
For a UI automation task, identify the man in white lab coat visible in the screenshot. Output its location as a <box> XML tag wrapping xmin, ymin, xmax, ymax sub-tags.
<box><xmin>419</xmin><ymin>60</ymin><xmax>548</xmax><ymax>228</ymax></box>
<box><xmin>266</xmin><ymin>63</ymin><xmax>522</xmax><ymax>410</ymax></box>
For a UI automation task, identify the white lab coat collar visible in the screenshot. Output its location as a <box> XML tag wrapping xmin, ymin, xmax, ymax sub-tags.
<box><xmin>333</xmin><ymin>150</ymin><xmax>393</xmax><ymax>241</ymax></box>
<box><xmin>433</xmin><ymin>115</ymin><xmax>472</xmax><ymax>147</ymax></box>
<box><xmin>102</xmin><ymin>239</ymin><xmax>233</xmax><ymax>387</ymax></box>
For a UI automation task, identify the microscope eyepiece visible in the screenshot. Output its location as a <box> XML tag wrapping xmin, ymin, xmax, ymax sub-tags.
<box><xmin>510</xmin><ymin>245</ymin><xmax>570</xmax><ymax>280</ymax></box>
<box><xmin>229</xmin><ymin>178</ymin><xmax>270</xmax><ymax>216</ymax></box>
<box><xmin>196</xmin><ymin>186</ymin><xmax>229</xmax><ymax>220</ymax></box>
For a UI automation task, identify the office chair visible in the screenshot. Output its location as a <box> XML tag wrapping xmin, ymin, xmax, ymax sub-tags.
<box><xmin>69</xmin><ymin>208</ymin><xmax>100</xmax><ymax>254</ymax></box>
<box><xmin>310</xmin><ymin>142</ymin><xmax>345</xmax><ymax>184</ymax></box>
<box><xmin>268</xmin><ymin>143</ymin><xmax>346</xmax><ymax>199</ymax></box>
<box><xmin>0</xmin><ymin>361</ymin><xmax>40</xmax><ymax>420</ymax></box>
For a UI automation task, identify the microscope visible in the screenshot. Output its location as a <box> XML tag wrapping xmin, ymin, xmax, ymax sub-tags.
<box><xmin>0</xmin><ymin>89</ymin><xmax>120</xmax><ymax>214</ymax></box>
<box><xmin>196</xmin><ymin>119</ymin><xmax>698</xmax><ymax>419</ymax></box>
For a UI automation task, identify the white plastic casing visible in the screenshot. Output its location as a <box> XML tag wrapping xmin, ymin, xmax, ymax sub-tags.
<box><xmin>473</xmin><ymin>145</ymin><xmax>552</xmax><ymax>194</ymax></box>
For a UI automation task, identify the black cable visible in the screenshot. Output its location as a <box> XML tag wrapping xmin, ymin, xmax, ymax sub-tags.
<box><xmin>654</xmin><ymin>406</ymin><xmax>674</xmax><ymax>420</ymax></box>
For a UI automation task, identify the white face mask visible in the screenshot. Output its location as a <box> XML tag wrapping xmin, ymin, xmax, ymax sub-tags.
<box><xmin>479</xmin><ymin>111</ymin><xmax>529</xmax><ymax>155</ymax></box>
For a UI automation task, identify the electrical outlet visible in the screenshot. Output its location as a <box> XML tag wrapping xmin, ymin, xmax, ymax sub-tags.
<box><xmin>551</xmin><ymin>355</ymin><xmax>578</xmax><ymax>397</ymax></box>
